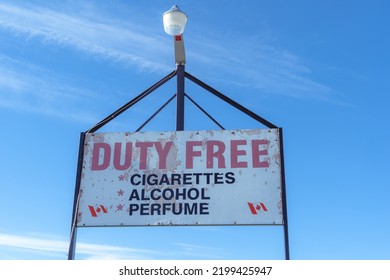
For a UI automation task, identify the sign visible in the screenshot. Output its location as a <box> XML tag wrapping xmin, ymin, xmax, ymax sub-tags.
<box><xmin>76</xmin><ymin>129</ymin><xmax>283</xmax><ymax>227</ymax></box>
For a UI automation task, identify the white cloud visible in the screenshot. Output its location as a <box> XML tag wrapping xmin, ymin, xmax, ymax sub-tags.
<box><xmin>0</xmin><ymin>1</ymin><xmax>334</xmax><ymax>122</ymax></box>
<box><xmin>0</xmin><ymin>2</ymin><xmax>170</xmax><ymax>72</ymax></box>
<box><xmin>0</xmin><ymin>232</ymin><xmax>158</xmax><ymax>260</ymax></box>
<box><xmin>188</xmin><ymin>35</ymin><xmax>332</xmax><ymax>99</ymax></box>
<box><xmin>0</xmin><ymin>2</ymin><xmax>176</xmax><ymax>121</ymax></box>
<box><xmin>0</xmin><ymin>232</ymin><xmax>228</xmax><ymax>260</ymax></box>
<box><xmin>0</xmin><ymin>56</ymin><xmax>99</xmax><ymax>123</ymax></box>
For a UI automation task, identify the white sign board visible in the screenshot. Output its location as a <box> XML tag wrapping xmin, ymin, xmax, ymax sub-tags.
<box><xmin>77</xmin><ymin>129</ymin><xmax>283</xmax><ymax>227</ymax></box>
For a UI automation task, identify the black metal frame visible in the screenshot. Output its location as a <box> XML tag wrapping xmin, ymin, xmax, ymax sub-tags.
<box><xmin>68</xmin><ymin>132</ymin><xmax>85</xmax><ymax>260</ymax></box>
<box><xmin>86</xmin><ymin>70</ymin><xmax>177</xmax><ymax>134</ymax></box>
<box><xmin>68</xmin><ymin>69</ymin><xmax>290</xmax><ymax>260</ymax></box>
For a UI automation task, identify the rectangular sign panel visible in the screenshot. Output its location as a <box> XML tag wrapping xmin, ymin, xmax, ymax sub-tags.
<box><xmin>76</xmin><ymin>129</ymin><xmax>283</xmax><ymax>227</ymax></box>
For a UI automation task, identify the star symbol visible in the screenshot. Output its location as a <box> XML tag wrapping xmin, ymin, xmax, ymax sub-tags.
<box><xmin>118</xmin><ymin>174</ymin><xmax>125</xmax><ymax>181</ymax></box>
<box><xmin>116</xmin><ymin>204</ymin><xmax>124</xmax><ymax>211</ymax></box>
<box><xmin>117</xmin><ymin>189</ymin><xmax>124</xmax><ymax>196</ymax></box>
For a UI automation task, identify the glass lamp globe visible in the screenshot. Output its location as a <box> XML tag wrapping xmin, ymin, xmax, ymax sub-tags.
<box><xmin>163</xmin><ymin>5</ymin><xmax>188</xmax><ymax>35</ymax></box>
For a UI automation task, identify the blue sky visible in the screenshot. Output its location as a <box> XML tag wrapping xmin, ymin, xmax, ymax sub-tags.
<box><xmin>0</xmin><ymin>0</ymin><xmax>389</xmax><ymax>260</ymax></box>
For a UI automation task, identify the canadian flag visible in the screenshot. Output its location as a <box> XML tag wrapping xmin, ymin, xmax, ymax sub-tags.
<box><xmin>88</xmin><ymin>205</ymin><xmax>108</xmax><ymax>217</ymax></box>
<box><xmin>247</xmin><ymin>202</ymin><xmax>268</xmax><ymax>215</ymax></box>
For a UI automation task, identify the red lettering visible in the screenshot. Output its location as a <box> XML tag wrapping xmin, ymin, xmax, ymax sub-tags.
<box><xmin>186</xmin><ymin>141</ymin><xmax>202</xmax><ymax>169</ymax></box>
<box><xmin>231</xmin><ymin>140</ymin><xmax>247</xmax><ymax>168</ymax></box>
<box><xmin>154</xmin><ymin>141</ymin><xmax>173</xmax><ymax>169</ymax></box>
<box><xmin>252</xmin><ymin>139</ymin><xmax>269</xmax><ymax>168</ymax></box>
<box><xmin>91</xmin><ymin>143</ymin><xmax>111</xmax><ymax>170</ymax></box>
<box><xmin>206</xmin><ymin>141</ymin><xmax>226</xmax><ymax>168</ymax></box>
<box><xmin>135</xmin><ymin>142</ymin><xmax>153</xmax><ymax>170</ymax></box>
<box><xmin>113</xmin><ymin>142</ymin><xmax>132</xmax><ymax>170</ymax></box>
<box><xmin>90</xmin><ymin>137</ymin><xmax>271</xmax><ymax>171</ymax></box>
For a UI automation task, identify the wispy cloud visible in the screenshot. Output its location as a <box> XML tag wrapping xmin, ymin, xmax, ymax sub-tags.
<box><xmin>0</xmin><ymin>2</ymin><xmax>174</xmax><ymax>121</ymax></box>
<box><xmin>0</xmin><ymin>232</ymin><xmax>159</xmax><ymax>260</ymax></box>
<box><xmin>189</xmin><ymin>34</ymin><xmax>332</xmax><ymax>99</ymax></box>
<box><xmin>0</xmin><ymin>232</ymin><xmax>228</xmax><ymax>260</ymax></box>
<box><xmin>0</xmin><ymin>2</ymin><xmax>331</xmax><ymax>99</ymax></box>
<box><xmin>0</xmin><ymin>2</ymin><xmax>170</xmax><ymax>72</ymax></box>
<box><xmin>0</xmin><ymin>55</ymin><xmax>99</xmax><ymax>123</ymax></box>
<box><xmin>0</xmin><ymin>1</ymin><xmax>334</xmax><ymax>122</ymax></box>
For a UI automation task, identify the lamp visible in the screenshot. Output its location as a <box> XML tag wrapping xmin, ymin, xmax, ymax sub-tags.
<box><xmin>163</xmin><ymin>5</ymin><xmax>188</xmax><ymax>35</ymax></box>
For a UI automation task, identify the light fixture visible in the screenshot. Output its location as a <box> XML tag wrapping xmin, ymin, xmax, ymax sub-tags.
<box><xmin>163</xmin><ymin>5</ymin><xmax>188</xmax><ymax>35</ymax></box>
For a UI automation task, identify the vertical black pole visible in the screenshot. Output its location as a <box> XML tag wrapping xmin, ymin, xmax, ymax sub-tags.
<box><xmin>279</xmin><ymin>127</ymin><xmax>290</xmax><ymax>260</ymax></box>
<box><xmin>176</xmin><ymin>64</ymin><xmax>185</xmax><ymax>131</ymax></box>
<box><xmin>68</xmin><ymin>132</ymin><xmax>86</xmax><ymax>260</ymax></box>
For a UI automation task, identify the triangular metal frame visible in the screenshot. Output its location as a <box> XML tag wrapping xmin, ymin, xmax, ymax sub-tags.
<box><xmin>86</xmin><ymin>70</ymin><xmax>277</xmax><ymax>133</ymax></box>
